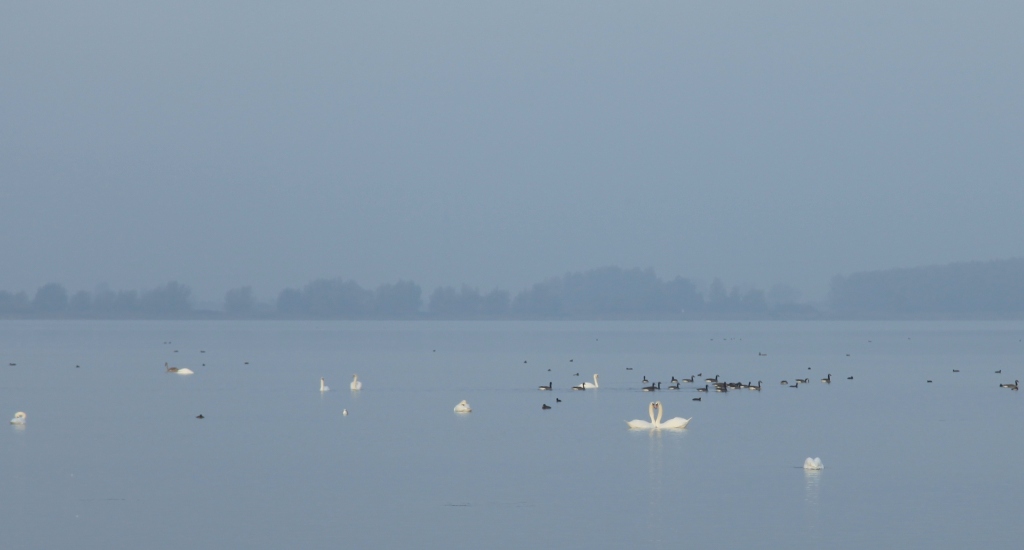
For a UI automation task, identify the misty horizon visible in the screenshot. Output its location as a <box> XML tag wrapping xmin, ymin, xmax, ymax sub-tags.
<box><xmin>2</xmin><ymin>256</ymin><xmax>1023</xmax><ymax>319</ymax></box>
<box><xmin>3</xmin><ymin>3</ymin><xmax>1022</xmax><ymax>311</ymax></box>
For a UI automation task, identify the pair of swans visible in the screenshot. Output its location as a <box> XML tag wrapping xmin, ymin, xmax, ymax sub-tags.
<box><xmin>627</xmin><ymin>402</ymin><xmax>690</xmax><ymax>430</ymax></box>
<box><xmin>10</xmin><ymin>411</ymin><xmax>25</xmax><ymax>425</ymax></box>
<box><xmin>165</xmin><ymin>362</ymin><xmax>193</xmax><ymax>375</ymax></box>
<box><xmin>454</xmin><ymin>400</ymin><xmax>471</xmax><ymax>413</ymax></box>
<box><xmin>803</xmin><ymin>457</ymin><xmax>824</xmax><ymax>470</ymax></box>
<box><xmin>321</xmin><ymin>375</ymin><xmax>362</xmax><ymax>391</ymax></box>
<box><xmin>572</xmin><ymin>374</ymin><xmax>599</xmax><ymax>390</ymax></box>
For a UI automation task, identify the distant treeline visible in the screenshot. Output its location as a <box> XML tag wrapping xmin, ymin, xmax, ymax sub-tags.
<box><xmin>0</xmin><ymin>282</ymin><xmax>192</xmax><ymax>318</ymax></box>
<box><xmin>0</xmin><ymin>267</ymin><xmax>814</xmax><ymax>320</ymax></box>
<box><xmin>829</xmin><ymin>258</ymin><xmax>1024</xmax><ymax>317</ymax></box>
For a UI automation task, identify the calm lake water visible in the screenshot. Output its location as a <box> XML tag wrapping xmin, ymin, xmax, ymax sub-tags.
<box><xmin>2</xmin><ymin>320</ymin><xmax>1023</xmax><ymax>549</ymax></box>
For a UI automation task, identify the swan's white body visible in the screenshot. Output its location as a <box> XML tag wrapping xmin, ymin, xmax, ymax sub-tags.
<box><xmin>350</xmin><ymin>374</ymin><xmax>362</xmax><ymax>391</ymax></box>
<box><xmin>653</xmin><ymin>402</ymin><xmax>690</xmax><ymax>429</ymax></box>
<box><xmin>582</xmin><ymin>374</ymin><xmax>599</xmax><ymax>389</ymax></box>
<box><xmin>320</xmin><ymin>377</ymin><xmax>330</xmax><ymax>392</ymax></box>
<box><xmin>165</xmin><ymin>362</ymin><xmax>192</xmax><ymax>375</ymax></box>
<box><xmin>454</xmin><ymin>400</ymin><xmax>471</xmax><ymax>413</ymax></box>
<box><xmin>10</xmin><ymin>411</ymin><xmax>26</xmax><ymax>425</ymax></box>
<box><xmin>627</xmin><ymin>402</ymin><xmax>657</xmax><ymax>429</ymax></box>
<box><xmin>627</xmin><ymin>402</ymin><xmax>690</xmax><ymax>429</ymax></box>
<box><xmin>803</xmin><ymin>457</ymin><xmax>824</xmax><ymax>470</ymax></box>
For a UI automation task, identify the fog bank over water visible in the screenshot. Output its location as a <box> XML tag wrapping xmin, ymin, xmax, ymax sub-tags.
<box><xmin>2</xmin><ymin>3</ymin><xmax>1022</xmax><ymax>303</ymax></box>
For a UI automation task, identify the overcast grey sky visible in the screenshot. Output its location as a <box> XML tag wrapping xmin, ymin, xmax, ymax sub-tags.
<box><xmin>2</xmin><ymin>2</ymin><xmax>1022</xmax><ymax>303</ymax></box>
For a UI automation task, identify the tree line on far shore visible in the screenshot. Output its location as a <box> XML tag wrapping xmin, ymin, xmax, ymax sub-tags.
<box><xmin>9</xmin><ymin>258</ymin><xmax>1021</xmax><ymax>320</ymax></box>
<box><xmin>0</xmin><ymin>267</ymin><xmax>813</xmax><ymax>320</ymax></box>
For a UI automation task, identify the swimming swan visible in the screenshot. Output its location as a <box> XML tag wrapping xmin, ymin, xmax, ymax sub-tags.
<box><xmin>320</xmin><ymin>377</ymin><xmax>330</xmax><ymax>392</ymax></box>
<box><xmin>454</xmin><ymin>400</ymin><xmax>472</xmax><ymax>413</ymax></box>
<box><xmin>350</xmin><ymin>374</ymin><xmax>362</xmax><ymax>391</ymax></box>
<box><xmin>165</xmin><ymin>362</ymin><xmax>193</xmax><ymax>375</ymax></box>
<box><xmin>10</xmin><ymin>411</ymin><xmax>25</xmax><ymax>425</ymax></box>
<box><xmin>803</xmin><ymin>457</ymin><xmax>824</xmax><ymax>470</ymax></box>
<box><xmin>653</xmin><ymin>402</ymin><xmax>691</xmax><ymax>429</ymax></box>
<box><xmin>582</xmin><ymin>374</ymin><xmax>599</xmax><ymax>389</ymax></box>
<box><xmin>626</xmin><ymin>402</ymin><xmax>657</xmax><ymax>429</ymax></box>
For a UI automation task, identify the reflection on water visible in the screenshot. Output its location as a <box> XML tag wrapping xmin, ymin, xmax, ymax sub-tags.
<box><xmin>804</xmin><ymin>469</ymin><xmax>822</xmax><ymax>544</ymax></box>
<box><xmin>804</xmin><ymin>469</ymin><xmax>821</xmax><ymax>504</ymax></box>
<box><xmin>646</xmin><ymin>430</ymin><xmax>665</xmax><ymax>546</ymax></box>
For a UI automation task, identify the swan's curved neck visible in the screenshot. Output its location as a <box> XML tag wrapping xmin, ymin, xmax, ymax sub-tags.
<box><xmin>655</xmin><ymin>401</ymin><xmax>664</xmax><ymax>426</ymax></box>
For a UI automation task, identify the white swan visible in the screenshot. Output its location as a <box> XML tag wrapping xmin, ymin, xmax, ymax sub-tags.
<box><xmin>803</xmin><ymin>457</ymin><xmax>824</xmax><ymax>470</ymax></box>
<box><xmin>320</xmin><ymin>377</ymin><xmax>330</xmax><ymax>392</ymax></box>
<box><xmin>653</xmin><ymin>401</ymin><xmax>690</xmax><ymax>429</ymax></box>
<box><xmin>350</xmin><ymin>374</ymin><xmax>362</xmax><ymax>391</ymax></box>
<box><xmin>10</xmin><ymin>411</ymin><xmax>26</xmax><ymax>425</ymax></box>
<box><xmin>165</xmin><ymin>362</ymin><xmax>193</xmax><ymax>374</ymax></box>
<box><xmin>582</xmin><ymin>374</ymin><xmax>599</xmax><ymax>389</ymax></box>
<box><xmin>454</xmin><ymin>400</ymin><xmax>471</xmax><ymax>413</ymax></box>
<box><xmin>627</xmin><ymin>402</ymin><xmax>657</xmax><ymax>429</ymax></box>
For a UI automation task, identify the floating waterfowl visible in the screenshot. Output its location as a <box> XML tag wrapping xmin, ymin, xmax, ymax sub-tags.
<box><xmin>350</xmin><ymin>375</ymin><xmax>362</xmax><ymax>391</ymax></box>
<box><xmin>165</xmin><ymin>362</ymin><xmax>193</xmax><ymax>375</ymax></box>
<box><xmin>803</xmin><ymin>457</ymin><xmax>824</xmax><ymax>470</ymax></box>
<box><xmin>454</xmin><ymin>400</ymin><xmax>472</xmax><ymax>413</ymax></box>
<box><xmin>10</xmin><ymin>411</ymin><xmax>25</xmax><ymax>425</ymax></box>
<box><xmin>627</xmin><ymin>402</ymin><xmax>658</xmax><ymax>429</ymax></box>
<box><xmin>538</xmin><ymin>382</ymin><xmax>553</xmax><ymax>391</ymax></box>
<box><xmin>320</xmin><ymin>377</ymin><xmax>330</xmax><ymax>392</ymax></box>
<box><xmin>652</xmin><ymin>402</ymin><xmax>691</xmax><ymax>429</ymax></box>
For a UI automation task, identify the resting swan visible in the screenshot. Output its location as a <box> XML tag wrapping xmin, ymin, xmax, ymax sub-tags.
<box><xmin>165</xmin><ymin>362</ymin><xmax>193</xmax><ymax>375</ymax></box>
<box><xmin>320</xmin><ymin>377</ymin><xmax>330</xmax><ymax>392</ymax></box>
<box><xmin>582</xmin><ymin>374</ymin><xmax>599</xmax><ymax>389</ymax></box>
<box><xmin>653</xmin><ymin>401</ymin><xmax>691</xmax><ymax>429</ymax></box>
<box><xmin>10</xmin><ymin>411</ymin><xmax>26</xmax><ymax>425</ymax></box>
<box><xmin>454</xmin><ymin>400</ymin><xmax>471</xmax><ymax>413</ymax></box>
<box><xmin>350</xmin><ymin>374</ymin><xmax>362</xmax><ymax>391</ymax></box>
<box><xmin>626</xmin><ymin>402</ymin><xmax>657</xmax><ymax>429</ymax></box>
<box><xmin>803</xmin><ymin>457</ymin><xmax>824</xmax><ymax>470</ymax></box>
<box><xmin>626</xmin><ymin>402</ymin><xmax>690</xmax><ymax>429</ymax></box>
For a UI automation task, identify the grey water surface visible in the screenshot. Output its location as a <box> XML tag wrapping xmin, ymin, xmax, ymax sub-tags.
<box><xmin>2</xmin><ymin>320</ymin><xmax>1023</xmax><ymax>549</ymax></box>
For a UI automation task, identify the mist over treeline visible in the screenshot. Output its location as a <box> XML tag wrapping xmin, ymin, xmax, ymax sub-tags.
<box><xmin>0</xmin><ymin>267</ymin><xmax>812</xmax><ymax>320</ymax></box>
<box><xmin>830</xmin><ymin>258</ymin><xmax>1024</xmax><ymax>318</ymax></box>
<box><xmin>6</xmin><ymin>259</ymin><xmax>1024</xmax><ymax>320</ymax></box>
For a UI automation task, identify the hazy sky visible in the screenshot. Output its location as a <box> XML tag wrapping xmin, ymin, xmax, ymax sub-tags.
<box><xmin>2</xmin><ymin>2</ymin><xmax>1022</xmax><ymax>304</ymax></box>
